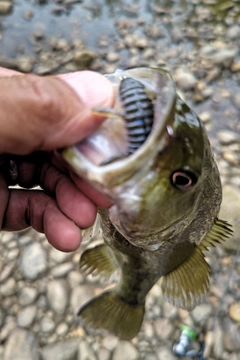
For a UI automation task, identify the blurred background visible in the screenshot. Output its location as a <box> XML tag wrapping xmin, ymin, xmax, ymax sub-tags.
<box><xmin>0</xmin><ymin>1</ymin><xmax>240</xmax><ymax>359</ymax></box>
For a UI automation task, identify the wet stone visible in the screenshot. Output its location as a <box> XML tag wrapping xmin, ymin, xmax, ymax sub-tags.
<box><xmin>20</xmin><ymin>243</ymin><xmax>47</xmax><ymax>280</ymax></box>
<box><xmin>112</xmin><ymin>341</ymin><xmax>140</xmax><ymax>360</ymax></box>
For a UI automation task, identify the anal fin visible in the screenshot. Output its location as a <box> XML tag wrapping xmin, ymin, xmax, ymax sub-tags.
<box><xmin>80</xmin><ymin>244</ymin><xmax>118</xmax><ymax>282</ymax></box>
<box><xmin>78</xmin><ymin>291</ymin><xmax>145</xmax><ymax>340</ymax></box>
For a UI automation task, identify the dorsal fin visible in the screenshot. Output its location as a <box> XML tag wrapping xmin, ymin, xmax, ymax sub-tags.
<box><xmin>161</xmin><ymin>218</ymin><xmax>233</xmax><ymax>311</ymax></box>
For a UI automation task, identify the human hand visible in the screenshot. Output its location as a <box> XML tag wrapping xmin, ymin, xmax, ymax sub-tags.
<box><xmin>0</xmin><ymin>68</ymin><xmax>114</xmax><ymax>251</ymax></box>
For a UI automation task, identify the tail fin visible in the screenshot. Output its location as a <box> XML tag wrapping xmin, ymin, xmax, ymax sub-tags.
<box><xmin>78</xmin><ymin>291</ymin><xmax>145</xmax><ymax>340</ymax></box>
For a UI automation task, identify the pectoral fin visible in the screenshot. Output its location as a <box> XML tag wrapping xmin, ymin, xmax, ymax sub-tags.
<box><xmin>80</xmin><ymin>244</ymin><xmax>118</xmax><ymax>282</ymax></box>
<box><xmin>78</xmin><ymin>291</ymin><xmax>145</xmax><ymax>340</ymax></box>
<box><xmin>161</xmin><ymin>218</ymin><xmax>232</xmax><ymax>311</ymax></box>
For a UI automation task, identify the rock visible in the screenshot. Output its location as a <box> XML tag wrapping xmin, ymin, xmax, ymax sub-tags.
<box><xmin>40</xmin><ymin>316</ymin><xmax>55</xmax><ymax>333</ymax></box>
<box><xmin>200</xmin><ymin>45</ymin><xmax>237</xmax><ymax>68</ymax></box>
<box><xmin>191</xmin><ymin>303</ymin><xmax>212</xmax><ymax>325</ymax></box>
<box><xmin>3</xmin><ymin>328</ymin><xmax>39</xmax><ymax>360</ymax></box>
<box><xmin>222</xmin><ymin>318</ymin><xmax>240</xmax><ymax>352</ymax></box>
<box><xmin>17</xmin><ymin>305</ymin><xmax>37</xmax><ymax>328</ymax></box>
<box><xmin>0</xmin><ymin>262</ymin><xmax>15</xmax><ymax>283</ymax></box>
<box><xmin>229</xmin><ymin>303</ymin><xmax>240</xmax><ymax>322</ymax></box>
<box><xmin>19</xmin><ymin>287</ymin><xmax>38</xmax><ymax>306</ymax></box>
<box><xmin>73</xmin><ymin>50</ymin><xmax>96</xmax><ymax>69</ymax></box>
<box><xmin>199</xmin><ymin>111</ymin><xmax>211</xmax><ymax>123</ymax></box>
<box><xmin>0</xmin><ymin>278</ymin><xmax>16</xmax><ymax>296</ymax></box>
<box><xmin>174</xmin><ymin>69</ymin><xmax>197</xmax><ymax>91</ymax></box>
<box><xmin>17</xmin><ymin>56</ymin><xmax>34</xmax><ymax>73</ymax></box>
<box><xmin>0</xmin><ymin>321</ymin><xmax>16</xmax><ymax>343</ymax></box>
<box><xmin>47</xmin><ymin>280</ymin><xmax>68</xmax><ymax>314</ymax></box>
<box><xmin>78</xmin><ymin>339</ymin><xmax>97</xmax><ymax>360</ymax></box>
<box><xmin>98</xmin><ymin>347</ymin><xmax>111</xmax><ymax>360</ymax></box>
<box><xmin>219</xmin><ymin>184</ymin><xmax>240</xmax><ymax>252</ymax></box>
<box><xmin>20</xmin><ymin>243</ymin><xmax>47</xmax><ymax>280</ymax></box>
<box><xmin>41</xmin><ymin>338</ymin><xmax>79</xmax><ymax>360</ymax></box>
<box><xmin>232</xmin><ymin>93</ymin><xmax>240</xmax><ymax>110</ymax></box>
<box><xmin>135</xmin><ymin>37</ymin><xmax>148</xmax><ymax>48</ymax></box>
<box><xmin>156</xmin><ymin>346</ymin><xmax>176</xmax><ymax>360</ymax></box>
<box><xmin>50</xmin><ymin>263</ymin><xmax>74</xmax><ymax>278</ymax></box>
<box><xmin>212</xmin><ymin>325</ymin><xmax>224</xmax><ymax>359</ymax></box>
<box><xmin>49</xmin><ymin>248</ymin><xmax>72</xmax><ymax>263</ymax></box>
<box><xmin>102</xmin><ymin>335</ymin><xmax>119</xmax><ymax>351</ymax></box>
<box><xmin>222</xmin><ymin>151</ymin><xmax>239</xmax><ymax>166</ymax></box>
<box><xmin>0</xmin><ymin>2</ymin><xmax>12</xmax><ymax>14</ymax></box>
<box><xmin>55</xmin><ymin>322</ymin><xmax>69</xmax><ymax>337</ymax></box>
<box><xmin>112</xmin><ymin>341</ymin><xmax>140</xmax><ymax>360</ymax></box>
<box><xmin>106</xmin><ymin>51</ymin><xmax>119</xmax><ymax>62</ymax></box>
<box><xmin>153</xmin><ymin>318</ymin><xmax>174</xmax><ymax>340</ymax></box>
<box><xmin>70</xmin><ymin>285</ymin><xmax>94</xmax><ymax>313</ymax></box>
<box><xmin>231</xmin><ymin>62</ymin><xmax>240</xmax><ymax>72</ymax></box>
<box><xmin>217</xmin><ymin>130</ymin><xmax>240</xmax><ymax>145</ymax></box>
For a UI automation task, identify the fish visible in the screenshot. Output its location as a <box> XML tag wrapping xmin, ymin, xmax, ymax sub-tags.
<box><xmin>62</xmin><ymin>67</ymin><xmax>232</xmax><ymax>340</ymax></box>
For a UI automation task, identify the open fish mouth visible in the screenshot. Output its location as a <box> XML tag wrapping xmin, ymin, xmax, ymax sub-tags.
<box><xmin>62</xmin><ymin>67</ymin><xmax>176</xmax><ymax>195</ymax></box>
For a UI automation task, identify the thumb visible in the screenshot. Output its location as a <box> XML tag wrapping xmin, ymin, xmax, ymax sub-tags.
<box><xmin>0</xmin><ymin>70</ymin><xmax>114</xmax><ymax>155</ymax></box>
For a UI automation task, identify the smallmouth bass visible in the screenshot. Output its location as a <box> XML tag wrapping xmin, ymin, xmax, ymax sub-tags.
<box><xmin>62</xmin><ymin>68</ymin><xmax>232</xmax><ymax>340</ymax></box>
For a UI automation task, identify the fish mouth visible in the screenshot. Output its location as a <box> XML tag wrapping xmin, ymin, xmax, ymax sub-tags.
<box><xmin>62</xmin><ymin>67</ymin><xmax>176</xmax><ymax>197</ymax></box>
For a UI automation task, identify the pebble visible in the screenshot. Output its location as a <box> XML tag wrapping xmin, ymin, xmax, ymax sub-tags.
<box><xmin>102</xmin><ymin>334</ymin><xmax>119</xmax><ymax>351</ymax></box>
<box><xmin>217</xmin><ymin>130</ymin><xmax>240</xmax><ymax>145</ymax></box>
<box><xmin>17</xmin><ymin>305</ymin><xmax>37</xmax><ymax>328</ymax></box>
<box><xmin>47</xmin><ymin>280</ymin><xmax>68</xmax><ymax>314</ymax></box>
<box><xmin>40</xmin><ymin>316</ymin><xmax>55</xmax><ymax>333</ymax></box>
<box><xmin>41</xmin><ymin>338</ymin><xmax>79</xmax><ymax>360</ymax></box>
<box><xmin>174</xmin><ymin>69</ymin><xmax>197</xmax><ymax>91</ymax></box>
<box><xmin>191</xmin><ymin>303</ymin><xmax>212</xmax><ymax>325</ymax></box>
<box><xmin>219</xmin><ymin>184</ymin><xmax>240</xmax><ymax>252</ymax></box>
<box><xmin>0</xmin><ymin>278</ymin><xmax>16</xmax><ymax>297</ymax></box>
<box><xmin>229</xmin><ymin>303</ymin><xmax>240</xmax><ymax>322</ymax></box>
<box><xmin>154</xmin><ymin>318</ymin><xmax>174</xmax><ymax>340</ymax></box>
<box><xmin>50</xmin><ymin>262</ymin><xmax>74</xmax><ymax>278</ymax></box>
<box><xmin>112</xmin><ymin>341</ymin><xmax>140</xmax><ymax>360</ymax></box>
<box><xmin>70</xmin><ymin>285</ymin><xmax>95</xmax><ymax>313</ymax></box>
<box><xmin>78</xmin><ymin>339</ymin><xmax>97</xmax><ymax>360</ymax></box>
<box><xmin>3</xmin><ymin>328</ymin><xmax>39</xmax><ymax>360</ymax></box>
<box><xmin>232</xmin><ymin>93</ymin><xmax>240</xmax><ymax>110</ymax></box>
<box><xmin>106</xmin><ymin>51</ymin><xmax>120</xmax><ymax>62</ymax></box>
<box><xmin>73</xmin><ymin>50</ymin><xmax>96</xmax><ymax>69</ymax></box>
<box><xmin>0</xmin><ymin>2</ymin><xmax>12</xmax><ymax>14</ymax></box>
<box><xmin>55</xmin><ymin>322</ymin><xmax>69</xmax><ymax>337</ymax></box>
<box><xmin>20</xmin><ymin>243</ymin><xmax>47</xmax><ymax>280</ymax></box>
<box><xmin>98</xmin><ymin>347</ymin><xmax>111</xmax><ymax>360</ymax></box>
<box><xmin>0</xmin><ymin>262</ymin><xmax>15</xmax><ymax>283</ymax></box>
<box><xmin>156</xmin><ymin>346</ymin><xmax>176</xmax><ymax>360</ymax></box>
<box><xmin>49</xmin><ymin>248</ymin><xmax>72</xmax><ymax>264</ymax></box>
<box><xmin>19</xmin><ymin>287</ymin><xmax>38</xmax><ymax>306</ymax></box>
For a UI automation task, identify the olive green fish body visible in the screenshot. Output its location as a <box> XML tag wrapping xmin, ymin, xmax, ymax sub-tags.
<box><xmin>63</xmin><ymin>68</ymin><xmax>232</xmax><ymax>339</ymax></box>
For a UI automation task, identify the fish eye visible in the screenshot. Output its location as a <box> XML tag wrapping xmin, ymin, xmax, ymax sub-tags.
<box><xmin>171</xmin><ymin>170</ymin><xmax>197</xmax><ymax>190</ymax></box>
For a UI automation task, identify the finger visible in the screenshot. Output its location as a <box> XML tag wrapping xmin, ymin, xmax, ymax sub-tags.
<box><xmin>70</xmin><ymin>172</ymin><xmax>113</xmax><ymax>208</ymax></box>
<box><xmin>0</xmin><ymin>71</ymin><xmax>114</xmax><ymax>155</ymax></box>
<box><xmin>2</xmin><ymin>189</ymin><xmax>82</xmax><ymax>252</ymax></box>
<box><xmin>39</xmin><ymin>162</ymin><xmax>98</xmax><ymax>229</ymax></box>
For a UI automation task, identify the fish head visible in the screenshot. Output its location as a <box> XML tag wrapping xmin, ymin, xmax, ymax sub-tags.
<box><xmin>62</xmin><ymin>67</ymin><xmax>220</xmax><ymax>250</ymax></box>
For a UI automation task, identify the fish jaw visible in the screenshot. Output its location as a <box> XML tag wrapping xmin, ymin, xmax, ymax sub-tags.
<box><xmin>62</xmin><ymin>67</ymin><xmax>175</xmax><ymax>189</ymax></box>
<box><xmin>62</xmin><ymin>67</ymin><xmax>211</xmax><ymax>249</ymax></box>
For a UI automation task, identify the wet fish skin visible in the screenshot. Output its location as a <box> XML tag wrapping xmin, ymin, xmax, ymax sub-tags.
<box><xmin>62</xmin><ymin>68</ymin><xmax>233</xmax><ymax>340</ymax></box>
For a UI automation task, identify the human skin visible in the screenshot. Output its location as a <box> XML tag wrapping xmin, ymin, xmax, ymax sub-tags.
<box><xmin>0</xmin><ymin>67</ymin><xmax>114</xmax><ymax>251</ymax></box>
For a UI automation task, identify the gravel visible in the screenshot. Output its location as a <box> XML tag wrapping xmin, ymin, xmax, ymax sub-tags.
<box><xmin>0</xmin><ymin>1</ymin><xmax>240</xmax><ymax>359</ymax></box>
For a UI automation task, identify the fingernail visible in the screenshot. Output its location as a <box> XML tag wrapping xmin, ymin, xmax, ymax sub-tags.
<box><xmin>59</xmin><ymin>71</ymin><xmax>115</xmax><ymax>108</ymax></box>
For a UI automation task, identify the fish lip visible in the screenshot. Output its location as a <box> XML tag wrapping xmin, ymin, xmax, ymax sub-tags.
<box><xmin>62</xmin><ymin>67</ymin><xmax>176</xmax><ymax>193</ymax></box>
